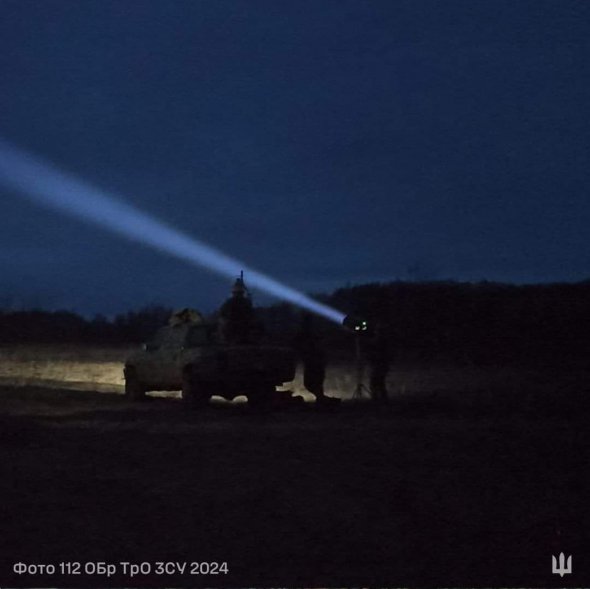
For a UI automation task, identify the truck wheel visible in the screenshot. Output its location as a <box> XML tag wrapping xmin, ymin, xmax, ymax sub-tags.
<box><xmin>182</xmin><ymin>369</ymin><xmax>208</xmax><ymax>408</ymax></box>
<box><xmin>124</xmin><ymin>367</ymin><xmax>145</xmax><ymax>402</ymax></box>
<box><xmin>247</xmin><ymin>382</ymin><xmax>275</xmax><ymax>412</ymax></box>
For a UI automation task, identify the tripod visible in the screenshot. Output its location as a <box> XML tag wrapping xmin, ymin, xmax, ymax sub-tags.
<box><xmin>352</xmin><ymin>333</ymin><xmax>372</xmax><ymax>399</ymax></box>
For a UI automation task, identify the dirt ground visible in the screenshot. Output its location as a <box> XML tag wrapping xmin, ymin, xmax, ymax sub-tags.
<box><xmin>0</xmin><ymin>375</ymin><xmax>587</xmax><ymax>587</ymax></box>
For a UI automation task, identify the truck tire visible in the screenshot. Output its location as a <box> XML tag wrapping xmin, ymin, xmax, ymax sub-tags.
<box><xmin>247</xmin><ymin>381</ymin><xmax>275</xmax><ymax>411</ymax></box>
<box><xmin>182</xmin><ymin>368</ymin><xmax>208</xmax><ymax>408</ymax></box>
<box><xmin>124</xmin><ymin>366</ymin><xmax>146</xmax><ymax>402</ymax></box>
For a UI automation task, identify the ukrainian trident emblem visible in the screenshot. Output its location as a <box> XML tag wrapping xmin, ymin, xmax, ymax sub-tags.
<box><xmin>552</xmin><ymin>552</ymin><xmax>572</xmax><ymax>577</ymax></box>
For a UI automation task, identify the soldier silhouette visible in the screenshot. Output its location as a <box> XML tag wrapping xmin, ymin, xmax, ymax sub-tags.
<box><xmin>293</xmin><ymin>314</ymin><xmax>338</xmax><ymax>405</ymax></box>
<box><xmin>219</xmin><ymin>272</ymin><xmax>257</xmax><ymax>344</ymax></box>
<box><xmin>366</xmin><ymin>322</ymin><xmax>391</xmax><ymax>402</ymax></box>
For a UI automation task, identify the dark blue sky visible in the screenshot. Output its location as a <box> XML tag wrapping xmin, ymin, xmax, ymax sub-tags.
<box><xmin>1</xmin><ymin>0</ymin><xmax>589</xmax><ymax>315</ymax></box>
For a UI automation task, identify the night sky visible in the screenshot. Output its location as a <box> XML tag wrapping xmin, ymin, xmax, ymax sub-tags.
<box><xmin>1</xmin><ymin>0</ymin><xmax>589</xmax><ymax>316</ymax></box>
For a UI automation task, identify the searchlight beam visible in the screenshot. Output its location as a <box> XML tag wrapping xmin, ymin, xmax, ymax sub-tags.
<box><xmin>0</xmin><ymin>139</ymin><xmax>345</xmax><ymax>325</ymax></box>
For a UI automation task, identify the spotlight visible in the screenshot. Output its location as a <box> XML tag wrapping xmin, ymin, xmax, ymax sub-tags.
<box><xmin>342</xmin><ymin>315</ymin><xmax>369</xmax><ymax>333</ymax></box>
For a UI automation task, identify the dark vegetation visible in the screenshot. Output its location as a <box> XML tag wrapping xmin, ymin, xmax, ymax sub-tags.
<box><xmin>324</xmin><ymin>280</ymin><xmax>590</xmax><ymax>365</ymax></box>
<box><xmin>2</xmin><ymin>280</ymin><xmax>590</xmax><ymax>366</ymax></box>
<box><xmin>0</xmin><ymin>305</ymin><xmax>172</xmax><ymax>345</ymax></box>
<box><xmin>260</xmin><ymin>281</ymin><xmax>590</xmax><ymax>366</ymax></box>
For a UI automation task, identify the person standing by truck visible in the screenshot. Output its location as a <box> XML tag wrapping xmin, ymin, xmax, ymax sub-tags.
<box><xmin>365</xmin><ymin>322</ymin><xmax>391</xmax><ymax>403</ymax></box>
<box><xmin>218</xmin><ymin>272</ymin><xmax>257</xmax><ymax>344</ymax></box>
<box><xmin>292</xmin><ymin>314</ymin><xmax>339</xmax><ymax>405</ymax></box>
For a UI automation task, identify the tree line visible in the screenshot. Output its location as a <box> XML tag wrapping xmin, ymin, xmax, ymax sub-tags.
<box><xmin>1</xmin><ymin>281</ymin><xmax>590</xmax><ymax>366</ymax></box>
<box><xmin>261</xmin><ymin>280</ymin><xmax>590</xmax><ymax>366</ymax></box>
<box><xmin>0</xmin><ymin>305</ymin><xmax>172</xmax><ymax>345</ymax></box>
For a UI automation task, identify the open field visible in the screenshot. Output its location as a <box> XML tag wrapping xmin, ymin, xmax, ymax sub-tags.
<box><xmin>0</xmin><ymin>345</ymin><xmax>132</xmax><ymax>393</ymax></box>
<box><xmin>2</xmin><ymin>344</ymin><xmax>589</xmax><ymax>409</ymax></box>
<box><xmin>0</xmin><ymin>346</ymin><xmax>588</xmax><ymax>586</ymax></box>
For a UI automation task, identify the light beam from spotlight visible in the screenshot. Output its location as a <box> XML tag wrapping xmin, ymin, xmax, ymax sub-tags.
<box><xmin>0</xmin><ymin>139</ymin><xmax>345</xmax><ymax>325</ymax></box>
